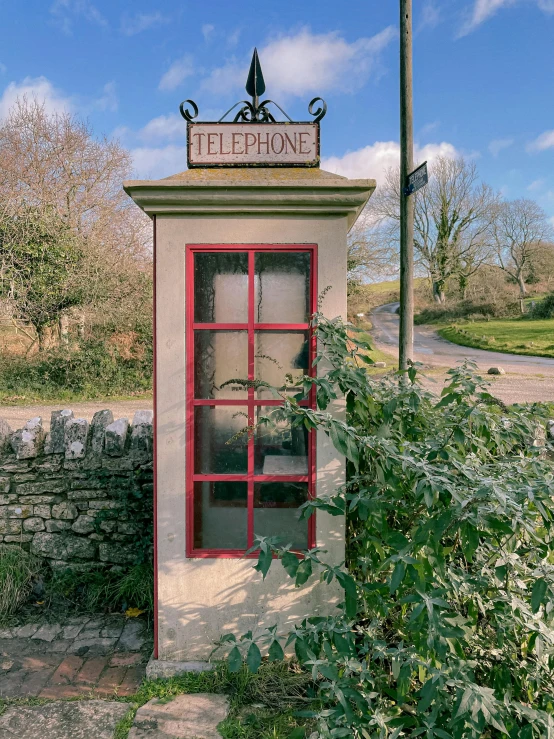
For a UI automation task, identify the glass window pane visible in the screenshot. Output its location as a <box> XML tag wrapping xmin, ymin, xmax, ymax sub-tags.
<box><xmin>254</xmin><ymin>252</ymin><xmax>310</xmax><ymax>323</ymax></box>
<box><xmin>194</xmin><ymin>482</ymin><xmax>247</xmax><ymax>550</ymax></box>
<box><xmin>194</xmin><ymin>252</ymin><xmax>248</xmax><ymax>323</ymax></box>
<box><xmin>194</xmin><ymin>406</ymin><xmax>248</xmax><ymax>474</ymax></box>
<box><xmin>255</xmin><ymin>331</ymin><xmax>309</xmax><ymax>399</ymax></box>
<box><xmin>254</xmin><ymin>482</ymin><xmax>309</xmax><ymax>550</ymax></box>
<box><xmin>195</xmin><ymin>331</ymin><xmax>248</xmax><ymax>399</ymax></box>
<box><xmin>254</xmin><ymin>407</ymin><xmax>309</xmax><ymax>475</ymax></box>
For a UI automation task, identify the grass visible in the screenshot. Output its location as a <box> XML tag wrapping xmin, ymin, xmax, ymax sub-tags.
<box><xmin>112</xmin><ymin>662</ymin><xmax>317</xmax><ymax>739</ymax></box>
<box><xmin>38</xmin><ymin>564</ymin><xmax>155</xmax><ymax>618</ymax></box>
<box><xmin>364</xmin><ymin>277</ymin><xmax>426</xmax><ymax>296</ymax></box>
<box><xmin>353</xmin><ymin>320</ymin><xmax>397</xmax><ymax>373</ymax></box>
<box><xmin>0</xmin><ymin>546</ymin><xmax>42</xmax><ymax>620</ymax></box>
<box><xmin>0</xmin><ymin>660</ymin><xmax>315</xmax><ymax>738</ymax></box>
<box><xmin>4</xmin><ymin>563</ymin><xmax>155</xmax><ymax>626</ymax></box>
<box><xmin>0</xmin><ymin>659</ymin><xmax>316</xmax><ymax>737</ymax></box>
<box><xmin>438</xmin><ymin>318</ymin><xmax>554</xmax><ymax>359</ymax></box>
<box><xmin>0</xmin><ymin>389</ymin><xmax>153</xmax><ymax>405</ymax></box>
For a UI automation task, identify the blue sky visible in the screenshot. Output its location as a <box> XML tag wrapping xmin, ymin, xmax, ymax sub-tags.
<box><xmin>0</xmin><ymin>0</ymin><xmax>553</xmax><ymax>220</ymax></box>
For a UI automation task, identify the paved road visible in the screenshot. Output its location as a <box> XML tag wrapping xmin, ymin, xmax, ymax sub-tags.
<box><xmin>371</xmin><ymin>303</ymin><xmax>554</xmax><ymax>404</ymax></box>
<box><xmin>3</xmin><ymin>302</ymin><xmax>554</xmax><ymax>428</ymax></box>
<box><xmin>372</xmin><ymin>303</ymin><xmax>554</xmax><ymax>374</ymax></box>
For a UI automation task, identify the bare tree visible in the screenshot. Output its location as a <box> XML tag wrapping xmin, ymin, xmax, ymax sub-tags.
<box><xmin>490</xmin><ymin>198</ymin><xmax>553</xmax><ymax>303</ymax></box>
<box><xmin>0</xmin><ymin>97</ymin><xmax>151</xmax><ymax>348</ymax></box>
<box><xmin>347</xmin><ymin>207</ymin><xmax>398</xmax><ymax>292</ymax></box>
<box><xmin>376</xmin><ymin>156</ymin><xmax>498</xmax><ymax>303</ymax></box>
<box><xmin>526</xmin><ymin>241</ymin><xmax>554</xmax><ymax>288</ymax></box>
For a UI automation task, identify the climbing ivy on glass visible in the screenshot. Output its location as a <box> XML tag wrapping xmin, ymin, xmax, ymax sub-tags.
<box><xmin>216</xmin><ymin>313</ymin><xmax>554</xmax><ymax>739</ymax></box>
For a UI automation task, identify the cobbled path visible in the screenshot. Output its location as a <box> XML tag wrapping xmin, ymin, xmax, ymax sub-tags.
<box><xmin>0</xmin><ymin>615</ymin><xmax>152</xmax><ymax>699</ymax></box>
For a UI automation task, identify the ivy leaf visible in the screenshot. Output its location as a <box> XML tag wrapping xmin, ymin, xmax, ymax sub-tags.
<box><xmin>227</xmin><ymin>646</ymin><xmax>243</xmax><ymax>673</ymax></box>
<box><xmin>269</xmin><ymin>639</ymin><xmax>284</xmax><ymax>662</ymax></box>
<box><xmin>531</xmin><ymin>578</ymin><xmax>548</xmax><ymax>614</ymax></box>
<box><xmin>246</xmin><ymin>641</ymin><xmax>262</xmax><ymax>673</ymax></box>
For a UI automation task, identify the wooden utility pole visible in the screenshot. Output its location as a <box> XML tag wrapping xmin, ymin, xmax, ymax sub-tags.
<box><xmin>399</xmin><ymin>0</ymin><xmax>414</xmax><ymax>372</ymax></box>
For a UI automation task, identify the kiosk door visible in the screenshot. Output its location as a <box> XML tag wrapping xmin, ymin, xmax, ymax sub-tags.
<box><xmin>186</xmin><ymin>245</ymin><xmax>317</xmax><ymax>557</ymax></box>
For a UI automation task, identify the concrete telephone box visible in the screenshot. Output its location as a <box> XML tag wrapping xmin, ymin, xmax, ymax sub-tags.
<box><xmin>124</xmin><ymin>52</ymin><xmax>375</xmax><ymax>667</ymax></box>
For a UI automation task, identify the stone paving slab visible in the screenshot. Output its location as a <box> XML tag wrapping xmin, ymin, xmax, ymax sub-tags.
<box><xmin>0</xmin><ymin>615</ymin><xmax>152</xmax><ymax>699</ymax></box>
<box><xmin>0</xmin><ymin>699</ymin><xmax>130</xmax><ymax>739</ymax></box>
<box><xmin>129</xmin><ymin>694</ymin><xmax>229</xmax><ymax>739</ymax></box>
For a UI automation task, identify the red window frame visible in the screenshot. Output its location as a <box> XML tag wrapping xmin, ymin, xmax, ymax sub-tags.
<box><xmin>185</xmin><ymin>244</ymin><xmax>317</xmax><ymax>558</ymax></box>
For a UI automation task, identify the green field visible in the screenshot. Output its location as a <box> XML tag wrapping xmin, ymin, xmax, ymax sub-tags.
<box><xmin>365</xmin><ymin>277</ymin><xmax>426</xmax><ymax>296</ymax></box>
<box><xmin>438</xmin><ymin>318</ymin><xmax>554</xmax><ymax>358</ymax></box>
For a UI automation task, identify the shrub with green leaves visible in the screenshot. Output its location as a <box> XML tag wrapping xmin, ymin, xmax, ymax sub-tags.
<box><xmin>529</xmin><ymin>293</ymin><xmax>554</xmax><ymax>320</ymax></box>
<box><xmin>217</xmin><ymin>314</ymin><xmax>554</xmax><ymax>739</ymax></box>
<box><xmin>0</xmin><ymin>331</ymin><xmax>152</xmax><ymax>401</ymax></box>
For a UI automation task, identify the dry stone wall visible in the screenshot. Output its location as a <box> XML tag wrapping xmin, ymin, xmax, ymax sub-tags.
<box><xmin>0</xmin><ymin>409</ymin><xmax>153</xmax><ymax>570</ymax></box>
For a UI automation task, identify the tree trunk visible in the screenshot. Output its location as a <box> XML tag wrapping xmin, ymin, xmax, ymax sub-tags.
<box><xmin>77</xmin><ymin>310</ymin><xmax>85</xmax><ymax>339</ymax></box>
<box><xmin>432</xmin><ymin>280</ymin><xmax>446</xmax><ymax>304</ymax></box>
<box><xmin>59</xmin><ymin>314</ymin><xmax>69</xmax><ymax>344</ymax></box>
<box><xmin>458</xmin><ymin>274</ymin><xmax>468</xmax><ymax>301</ymax></box>
<box><xmin>37</xmin><ymin>325</ymin><xmax>51</xmax><ymax>352</ymax></box>
<box><xmin>517</xmin><ymin>273</ymin><xmax>527</xmax><ymax>298</ymax></box>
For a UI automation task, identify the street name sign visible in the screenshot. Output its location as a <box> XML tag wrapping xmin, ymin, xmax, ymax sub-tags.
<box><xmin>406</xmin><ymin>161</ymin><xmax>428</xmax><ymax>195</ymax></box>
<box><xmin>187</xmin><ymin>122</ymin><xmax>320</xmax><ymax>168</ymax></box>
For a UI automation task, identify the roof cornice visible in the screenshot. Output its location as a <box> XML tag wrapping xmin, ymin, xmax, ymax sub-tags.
<box><xmin>123</xmin><ymin>169</ymin><xmax>376</xmax><ymax>230</ymax></box>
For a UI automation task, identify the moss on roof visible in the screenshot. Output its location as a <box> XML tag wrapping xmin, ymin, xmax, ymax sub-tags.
<box><xmin>159</xmin><ymin>167</ymin><xmax>348</xmax><ymax>184</ymax></box>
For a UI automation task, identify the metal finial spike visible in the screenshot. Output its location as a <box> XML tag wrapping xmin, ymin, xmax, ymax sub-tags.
<box><xmin>245</xmin><ymin>47</ymin><xmax>265</xmax><ymax>99</ymax></box>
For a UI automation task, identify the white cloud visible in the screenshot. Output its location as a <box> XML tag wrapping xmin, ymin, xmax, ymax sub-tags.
<box><xmin>227</xmin><ymin>29</ymin><xmax>241</xmax><ymax>47</ymax></box>
<box><xmin>549</xmin><ymin>215</ymin><xmax>554</xmax><ymax>228</ymax></box>
<box><xmin>488</xmin><ymin>137</ymin><xmax>514</xmax><ymax>156</ymax></box>
<box><xmin>202</xmin><ymin>26</ymin><xmax>397</xmax><ymax>98</ymax></box>
<box><xmin>528</xmin><ymin>130</ymin><xmax>554</xmax><ymax>152</ymax></box>
<box><xmin>121</xmin><ymin>12</ymin><xmax>169</xmax><ymax>36</ymax></box>
<box><xmin>131</xmin><ymin>145</ymin><xmax>188</xmax><ymax>179</ymax></box>
<box><xmin>201</xmin><ymin>60</ymin><xmax>244</xmax><ymax>95</ymax></box>
<box><xmin>0</xmin><ymin>76</ymin><xmax>73</xmax><ymax>119</ymax></box>
<box><xmin>419</xmin><ymin>121</ymin><xmax>440</xmax><ymax>137</ymax></box>
<box><xmin>202</xmin><ymin>24</ymin><xmax>215</xmax><ymax>41</ymax></box>
<box><xmin>419</xmin><ymin>1</ymin><xmax>441</xmax><ymax>30</ymax></box>
<box><xmin>111</xmin><ymin>125</ymin><xmax>130</xmax><ymax>141</ymax></box>
<box><xmin>528</xmin><ymin>178</ymin><xmax>546</xmax><ymax>191</ymax></box>
<box><xmin>459</xmin><ymin>0</ymin><xmax>554</xmax><ymax>35</ymax></box>
<box><xmin>159</xmin><ymin>55</ymin><xmax>194</xmax><ymax>92</ymax></box>
<box><xmin>322</xmin><ymin>141</ymin><xmax>459</xmax><ymax>181</ymax></box>
<box><xmin>50</xmin><ymin>0</ymin><xmax>107</xmax><ymax>34</ymax></box>
<box><xmin>92</xmin><ymin>81</ymin><xmax>118</xmax><ymax>112</ymax></box>
<box><xmin>138</xmin><ymin>114</ymin><xmax>186</xmax><ymax>142</ymax></box>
